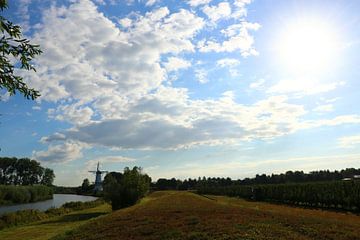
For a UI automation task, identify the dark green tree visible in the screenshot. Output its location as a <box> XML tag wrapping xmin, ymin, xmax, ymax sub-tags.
<box><xmin>41</xmin><ymin>168</ymin><xmax>55</xmax><ymax>186</ymax></box>
<box><xmin>0</xmin><ymin>0</ymin><xmax>41</xmax><ymax>99</ymax></box>
<box><xmin>0</xmin><ymin>157</ymin><xmax>55</xmax><ymax>185</ymax></box>
<box><xmin>103</xmin><ymin>167</ymin><xmax>151</xmax><ymax>210</ymax></box>
<box><xmin>81</xmin><ymin>178</ymin><xmax>90</xmax><ymax>191</ymax></box>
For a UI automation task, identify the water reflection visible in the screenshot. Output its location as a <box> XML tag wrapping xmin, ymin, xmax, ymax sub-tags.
<box><xmin>0</xmin><ymin>194</ymin><xmax>98</xmax><ymax>215</ymax></box>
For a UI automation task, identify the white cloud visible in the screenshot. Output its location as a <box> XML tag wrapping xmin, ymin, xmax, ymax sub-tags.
<box><xmin>118</xmin><ymin>17</ymin><xmax>132</xmax><ymax>27</ymax></box>
<box><xmin>249</xmin><ymin>78</ymin><xmax>265</xmax><ymax>90</ymax></box>
<box><xmin>145</xmin><ymin>0</ymin><xmax>160</xmax><ymax>6</ymax></box>
<box><xmin>187</xmin><ymin>0</ymin><xmax>211</xmax><ymax>7</ymax></box>
<box><xmin>301</xmin><ymin>115</ymin><xmax>360</xmax><ymax>129</ymax></box>
<box><xmin>313</xmin><ymin>104</ymin><xmax>334</xmax><ymax>113</ymax></box>
<box><xmin>216</xmin><ymin>58</ymin><xmax>240</xmax><ymax>67</ymax></box>
<box><xmin>202</xmin><ymin>2</ymin><xmax>231</xmax><ymax>23</ymax></box>
<box><xmin>198</xmin><ymin>22</ymin><xmax>260</xmax><ymax>56</ymax></box>
<box><xmin>338</xmin><ymin>135</ymin><xmax>360</xmax><ymax>148</ymax></box>
<box><xmin>22</xmin><ymin>1</ymin><xmax>204</xmax><ymax>122</ymax></box>
<box><xmin>40</xmin><ymin>94</ymin><xmax>310</xmax><ymax>150</ymax></box>
<box><xmin>323</xmin><ymin>97</ymin><xmax>341</xmax><ymax>103</ymax></box>
<box><xmin>20</xmin><ymin>0</ymin><xmax>360</xmax><ymax>163</ymax></box>
<box><xmin>85</xmin><ymin>155</ymin><xmax>136</xmax><ymax>171</ymax></box>
<box><xmin>164</xmin><ymin>57</ymin><xmax>191</xmax><ymax>72</ymax></box>
<box><xmin>0</xmin><ymin>91</ymin><xmax>10</xmax><ymax>102</ymax></box>
<box><xmin>268</xmin><ymin>80</ymin><xmax>344</xmax><ymax>96</ymax></box>
<box><xmin>33</xmin><ymin>141</ymin><xmax>83</xmax><ymax>163</ymax></box>
<box><xmin>48</xmin><ymin>103</ymin><xmax>94</xmax><ymax>125</ymax></box>
<box><xmin>221</xmin><ymin>91</ymin><xmax>235</xmax><ymax>102</ymax></box>
<box><xmin>32</xmin><ymin>105</ymin><xmax>41</xmax><ymax>111</ymax></box>
<box><xmin>195</xmin><ymin>69</ymin><xmax>208</xmax><ymax>84</ymax></box>
<box><xmin>93</xmin><ymin>0</ymin><xmax>106</xmax><ymax>5</ymax></box>
<box><xmin>17</xmin><ymin>0</ymin><xmax>32</xmax><ymax>32</ymax></box>
<box><xmin>232</xmin><ymin>0</ymin><xmax>252</xmax><ymax>18</ymax></box>
<box><xmin>40</xmin><ymin>132</ymin><xmax>66</xmax><ymax>144</ymax></box>
<box><xmin>217</xmin><ymin>58</ymin><xmax>240</xmax><ymax>76</ymax></box>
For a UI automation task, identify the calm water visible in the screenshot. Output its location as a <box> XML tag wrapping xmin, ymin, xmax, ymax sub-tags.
<box><xmin>0</xmin><ymin>194</ymin><xmax>98</xmax><ymax>216</ymax></box>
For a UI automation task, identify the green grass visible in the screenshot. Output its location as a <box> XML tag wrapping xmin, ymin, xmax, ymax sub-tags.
<box><xmin>2</xmin><ymin>191</ymin><xmax>360</xmax><ymax>240</ymax></box>
<box><xmin>0</xmin><ymin>203</ymin><xmax>111</xmax><ymax>240</ymax></box>
<box><xmin>55</xmin><ymin>191</ymin><xmax>360</xmax><ymax>240</ymax></box>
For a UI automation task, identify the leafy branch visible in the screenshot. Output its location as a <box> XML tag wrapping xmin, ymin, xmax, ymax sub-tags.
<box><xmin>0</xmin><ymin>0</ymin><xmax>41</xmax><ymax>100</ymax></box>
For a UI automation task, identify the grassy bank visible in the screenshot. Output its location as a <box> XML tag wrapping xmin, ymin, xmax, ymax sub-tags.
<box><xmin>57</xmin><ymin>191</ymin><xmax>360</xmax><ymax>240</ymax></box>
<box><xmin>0</xmin><ymin>185</ymin><xmax>53</xmax><ymax>205</ymax></box>
<box><xmin>0</xmin><ymin>203</ymin><xmax>111</xmax><ymax>240</ymax></box>
<box><xmin>0</xmin><ymin>199</ymin><xmax>105</xmax><ymax>230</ymax></box>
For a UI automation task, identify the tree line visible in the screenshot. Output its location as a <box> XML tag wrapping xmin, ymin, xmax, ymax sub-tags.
<box><xmin>151</xmin><ymin>168</ymin><xmax>360</xmax><ymax>212</ymax></box>
<box><xmin>0</xmin><ymin>185</ymin><xmax>53</xmax><ymax>205</ymax></box>
<box><xmin>152</xmin><ymin>168</ymin><xmax>360</xmax><ymax>191</ymax></box>
<box><xmin>197</xmin><ymin>181</ymin><xmax>360</xmax><ymax>211</ymax></box>
<box><xmin>0</xmin><ymin>157</ymin><xmax>55</xmax><ymax>186</ymax></box>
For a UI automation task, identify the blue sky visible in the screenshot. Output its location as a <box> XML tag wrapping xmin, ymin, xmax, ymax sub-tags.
<box><xmin>1</xmin><ymin>0</ymin><xmax>360</xmax><ymax>186</ymax></box>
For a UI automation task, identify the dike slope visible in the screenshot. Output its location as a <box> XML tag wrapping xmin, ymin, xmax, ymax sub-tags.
<box><xmin>57</xmin><ymin>191</ymin><xmax>360</xmax><ymax>240</ymax></box>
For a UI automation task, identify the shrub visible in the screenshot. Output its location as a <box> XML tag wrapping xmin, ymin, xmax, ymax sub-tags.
<box><xmin>61</xmin><ymin>199</ymin><xmax>104</xmax><ymax>211</ymax></box>
<box><xmin>0</xmin><ymin>209</ymin><xmax>47</xmax><ymax>230</ymax></box>
<box><xmin>0</xmin><ymin>185</ymin><xmax>53</xmax><ymax>206</ymax></box>
<box><xmin>103</xmin><ymin>167</ymin><xmax>151</xmax><ymax>210</ymax></box>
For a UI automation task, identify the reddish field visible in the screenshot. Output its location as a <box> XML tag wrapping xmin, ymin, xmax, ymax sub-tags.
<box><xmin>57</xmin><ymin>191</ymin><xmax>360</xmax><ymax>240</ymax></box>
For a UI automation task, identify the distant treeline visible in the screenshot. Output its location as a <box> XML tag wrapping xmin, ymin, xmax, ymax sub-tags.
<box><xmin>152</xmin><ymin>168</ymin><xmax>360</xmax><ymax>212</ymax></box>
<box><xmin>153</xmin><ymin>168</ymin><xmax>360</xmax><ymax>190</ymax></box>
<box><xmin>197</xmin><ymin>181</ymin><xmax>360</xmax><ymax>211</ymax></box>
<box><xmin>0</xmin><ymin>157</ymin><xmax>55</xmax><ymax>186</ymax></box>
<box><xmin>0</xmin><ymin>185</ymin><xmax>53</xmax><ymax>205</ymax></box>
<box><xmin>53</xmin><ymin>183</ymin><xmax>99</xmax><ymax>196</ymax></box>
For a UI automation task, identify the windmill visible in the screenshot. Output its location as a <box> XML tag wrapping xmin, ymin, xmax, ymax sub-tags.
<box><xmin>89</xmin><ymin>162</ymin><xmax>108</xmax><ymax>192</ymax></box>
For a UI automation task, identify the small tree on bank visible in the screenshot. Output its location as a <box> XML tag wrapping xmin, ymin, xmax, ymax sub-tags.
<box><xmin>103</xmin><ymin>167</ymin><xmax>151</xmax><ymax>210</ymax></box>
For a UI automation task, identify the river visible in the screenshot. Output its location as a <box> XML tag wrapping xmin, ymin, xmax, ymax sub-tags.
<box><xmin>0</xmin><ymin>194</ymin><xmax>98</xmax><ymax>216</ymax></box>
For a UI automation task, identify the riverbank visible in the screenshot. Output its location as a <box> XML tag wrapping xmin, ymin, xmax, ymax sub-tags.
<box><xmin>0</xmin><ymin>202</ymin><xmax>111</xmax><ymax>240</ymax></box>
<box><xmin>0</xmin><ymin>194</ymin><xmax>98</xmax><ymax>216</ymax></box>
<box><xmin>0</xmin><ymin>185</ymin><xmax>53</xmax><ymax>206</ymax></box>
<box><xmin>0</xmin><ymin>199</ymin><xmax>105</xmax><ymax>230</ymax></box>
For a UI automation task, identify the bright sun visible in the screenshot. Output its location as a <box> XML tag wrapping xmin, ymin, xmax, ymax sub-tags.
<box><xmin>276</xmin><ymin>19</ymin><xmax>339</xmax><ymax>74</ymax></box>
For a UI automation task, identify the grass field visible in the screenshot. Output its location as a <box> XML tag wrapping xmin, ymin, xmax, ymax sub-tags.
<box><xmin>55</xmin><ymin>191</ymin><xmax>360</xmax><ymax>240</ymax></box>
<box><xmin>0</xmin><ymin>203</ymin><xmax>111</xmax><ymax>240</ymax></box>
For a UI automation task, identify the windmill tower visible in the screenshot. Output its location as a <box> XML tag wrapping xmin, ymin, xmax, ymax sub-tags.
<box><xmin>89</xmin><ymin>162</ymin><xmax>108</xmax><ymax>192</ymax></box>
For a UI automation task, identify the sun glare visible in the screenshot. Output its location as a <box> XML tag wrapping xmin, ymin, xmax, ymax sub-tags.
<box><xmin>276</xmin><ymin>19</ymin><xmax>339</xmax><ymax>74</ymax></box>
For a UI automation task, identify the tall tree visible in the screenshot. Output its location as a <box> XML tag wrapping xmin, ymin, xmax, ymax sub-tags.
<box><xmin>103</xmin><ymin>167</ymin><xmax>151</xmax><ymax>210</ymax></box>
<box><xmin>41</xmin><ymin>168</ymin><xmax>55</xmax><ymax>186</ymax></box>
<box><xmin>0</xmin><ymin>157</ymin><xmax>55</xmax><ymax>185</ymax></box>
<box><xmin>0</xmin><ymin>0</ymin><xmax>41</xmax><ymax>99</ymax></box>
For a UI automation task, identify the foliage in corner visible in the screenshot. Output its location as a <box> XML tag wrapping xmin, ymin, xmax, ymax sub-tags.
<box><xmin>0</xmin><ymin>0</ymin><xmax>41</xmax><ymax>100</ymax></box>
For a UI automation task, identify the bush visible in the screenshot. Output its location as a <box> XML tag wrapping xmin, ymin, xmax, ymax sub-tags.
<box><xmin>0</xmin><ymin>209</ymin><xmax>47</xmax><ymax>229</ymax></box>
<box><xmin>61</xmin><ymin>199</ymin><xmax>104</xmax><ymax>211</ymax></box>
<box><xmin>0</xmin><ymin>185</ymin><xmax>53</xmax><ymax>206</ymax></box>
<box><xmin>103</xmin><ymin>167</ymin><xmax>151</xmax><ymax>210</ymax></box>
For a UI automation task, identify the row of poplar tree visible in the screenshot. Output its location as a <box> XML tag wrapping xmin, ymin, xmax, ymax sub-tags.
<box><xmin>197</xmin><ymin>181</ymin><xmax>360</xmax><ymax>211</ymax></box>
